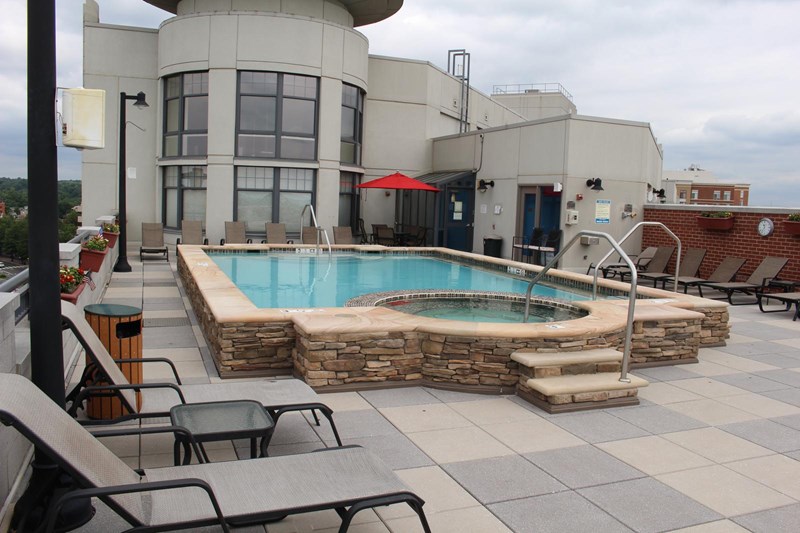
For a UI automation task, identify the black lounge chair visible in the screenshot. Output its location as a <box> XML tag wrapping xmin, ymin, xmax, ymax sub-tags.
<box><xmin>618</xmin><ymin>246</ymin><xmax>675</xmax><ymax>283</ymax></box>
<box><xmin>639</xmin><ymin>248</ymin><xmax>707</xmax><ymax>288</ymax></box>
<box><xmin>666</xmin><ymin>256</ymin><xmax>746</xmax><ymax>294</ymax></box>
<box><xmin>598</xmin><ymin>246</ymin><xmax>657</xmax><ymax>278</ymax></box>
<box><xmin>0</xmin><ymin>373</ymin><xmax>431</xmax><ymax>533</ymax></box>
<box><xmin>757</xmin><ymin>291</ymin><xmax>800</xmax><ymax>320</ymax></box>
<box><xmin>60</xmin><ymin>301</ymin><xmax>342</xmax><ymax>446</ymax></box>
<box><xmin>698</xmin><ymin>256</ymin><xmax>789</xmax><ymax>304</ymax></box>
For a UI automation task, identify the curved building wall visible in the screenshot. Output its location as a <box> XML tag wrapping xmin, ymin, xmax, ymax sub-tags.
<box><xmin>156</xmin><ymin>7</ymin><xmax>368</xmax><ymax>242</ymax></box>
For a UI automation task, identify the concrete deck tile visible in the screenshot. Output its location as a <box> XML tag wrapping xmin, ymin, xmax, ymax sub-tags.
<box><xmin>142</xmin><ymin>325</ymin><xmax>199</xmax><ymax>349</ymax></box>
<box><xmin>670</xmin><ymin>377</ymin><xmax>750</xmax><ymax>398</ymax></box>
<box><xmin>713</xmin><ymin>372</ymin><xmax>790</xmax><ymax>393</ymax></box>
<box><xmin>378</xmin><ymin>403</ymin><xmax>472</xmax><ymax>433</ymax></box>
<box><xmin>633</xmin><ymin>365</ymin><xmax>699</xmax><ymax>382</ymax></box>
<box><xmin>488</xmin><ymin>491</ymin><xmax>632</xmax><ymax>533</ymax></box>
<box><xmin>143</xmin><ymin>360</ymin><xmax>208</xmax><ymax>381</ymax></box>
<box><xmin>339</xmin><ymin>434</ymin><xmax>434</xmax><ymax>470</ymax></box>
<box><xmin>597</xmin><ymin>435</ymin><xmax>713</xmax><ymax>475</ymax></box>
<box><xmin>726</xmin><ymin>332</ymin><xmax>760</xmax><ymax>344</ymax></box>
<box><xmin>307</xmin><ymin>409</ymin><xmax>400</xmax><ymax>441</ymax></box>
<box><xmin>668</xmin><ymin>520</ymin><xmax>750</xmax><ymax>532</ymax></box>
<box><xmin>252</xmin><ymin>441</ymin><xmax>323</xmax><ymax>458</ymax></box>
<box><xmin>142</xmin><ymin>298</ymin><xmax>186</xmax><ymax>311</ymax></box>
<box><xmin>266</xmin><ymin>509</ymin><xmax>381</xmax><ymax>533</ymax></box>
<box><xmin>96</xmin><ymin>297</ymin><xmax>142</xmax><ymax>308</ymax></box>
<box><xmin>720</xmin><ymin>419</ymin><xmax>800</xmax><ymax>453</ymax></box>
<box><xmin>143</xmin><ymin>286</ymin><xmax>180</xmax><ymax>299</ymax></box>
<box><xmin>525</xmin><ymin>444</ymin><xmax>645</xmax><ymax>489</ymax></box>
<box><xmin>359</xmin><ymin>387</ymin><xmax>440</xmax><ymax>408</ymax></box>
<box><xmin>375</xmin><ymin>465</ymin><xmax>480</xmax><ymax>520</ymax></box>
<box><xmin>726</xmin><ymin>454</ymin><xmax>800</xmax><ymax>500</ymax></box>
<box><xmin>771</xmin><ymin>413</ymin><xmax>800</xmax><ymax>431</ymax></box>
<box><xmin>267</xmin><ymin>412</ymin><xmax>325</xmax><ymax>446</ymax></box>
<box><xmin>717</xmin><ymin>341</ymin><xmax>799</xmax><ymax>357</ymax></box>
<box><xmin>729</xmin><ymin>325</ymin><xmax>800</xmax><ymax>341</ymax></box>
<box><xmin>684</xmin><ymin>360</ymin><xmax>743</xmax><ymax>377</ymax></box>
<box><xmin>661</xmin><ymin>427</ymin><xmax>774</xmax><ymax>463</ymax></box>
<box><xmin>697</xmin><ymin>349</ymin><xmax>780</xmax><ymax>373</ymax></box>
<box><xmin>480</xmin><ymin>417</ymin><xmax>586</xmax><ymax>454</ymax></box>
<box><xmin>448</xmin><ymin>397</ymin><xmax>540</xmax><ymax>425</ymax></box>
<box><xmin>442</xmin><ymin>455</ymin><xmax>566</xmax><ymax>504</ymax></box>
<box><xmin>715</xmin><ymin>393</ymin><xmax>800</xmax><ymax>418</ymax></box>
<box><xmin>754</xmin><ymin>369</ymin><xmax>800</xmax><ymax>388</ymax></box>
<box><xmin>423</xmin><ymin>387</ymin><xmax>499</xmax><ymax>403</ymax></box>
<box><xmin>736</xmin><ymin>354</ymin><xmax>800</xmax><ymax>369</ymax></box>
<box><xmin>385</xmin><ymin>505</ymin><xmax>512</xmax><ymax>533</ymax></box>
<box><xmin>102</xmin><ymin>287</ymin><xmax>143</xmax><ymax>299</ymax></box>
<box><xmin>636</xmin><ymin>381</ymin><xmax>704</xmax><ymax>404</ymax></box>
<box><xmin>549</xmin><ymin>411</ymin><xmax>650</xmax><ymax>443</ymax></box>
<box><xmin>732</xmin><ymin>503</ymin><xmax>800</xmax><ymax>533</ymax></box>
<box><xmin>142</xmin><ymin>309</ymin><xmax>187</xmax><ymax>320</ymax></box>
<box><xmin>666</xmin><ymin>398</ymin><xmax>760</xmax><ymax>426</ymax></box>
<box><xmin>317</xmin><ymin>391</ymin><xmax>375</xmax><ymax>412</ymax></box>
<box><xmin>579</xmin><ymin>477</ymin><xmax>722</xmax><ymax>533</ymax></box>
<box><xmin>610</xmin><ymin>404</ymin><xmax>708</xmax><ymax>434</ymax></box>
<box><xmin>143</xmin><ymin>347</ymin><xmax>203</xmax><ymax>362</ymax></box>
<box><xmin>657</xmin><ymin>464</ymin><xmax>794</xmax><ymax>517</ymax></box>
<box><xmin>406</xmin><ymin>426</ymin><xmax>515</xmax><ymax>464</ymax></box>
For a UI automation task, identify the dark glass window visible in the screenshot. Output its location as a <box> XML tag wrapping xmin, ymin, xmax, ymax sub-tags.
<box><xmin>235</xmin><ymin>167</ymin><xmax>316</xmax><ymax>234</ymax></box>
<box><xmin>162</xmin><ymin>166</ymin><xmax>207</xmax><ymax>229</ymax></box>
<box><xmin>340</xmin><ymin>84</ymin><xmax>364</xmax><ymax>165</ymax></box>
<box><xmin>163</xmin><ymin>72</ymin><xmax>208</xmax><ymax>157</ymax></box>
<box><xmin>338</xmin><ymin>172</ymin><xmax>360</xmax><ymax>228</ymax></box>
<box><xmin>237</xmin><ymin>72</ymin><xmax>318</xmax><ymax>160</ymax></box>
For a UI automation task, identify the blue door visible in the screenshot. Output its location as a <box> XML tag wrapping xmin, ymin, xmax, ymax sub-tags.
<box><xmin>444</xmin><ymin>187</ymin><xmax>474</xmax><ymax>252</ymax></box>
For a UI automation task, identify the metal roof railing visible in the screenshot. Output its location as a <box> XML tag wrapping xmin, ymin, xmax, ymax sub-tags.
<box><xmin>492</xmin><ymin>83</ymin><xmax>574</xmax><ymax>102</ymax></box>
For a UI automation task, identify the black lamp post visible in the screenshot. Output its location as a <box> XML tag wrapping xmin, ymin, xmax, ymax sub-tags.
<box><xmin>114</xmin><ymin>91</ymin><xmax>148</xmax><ymax>272</ymax></box>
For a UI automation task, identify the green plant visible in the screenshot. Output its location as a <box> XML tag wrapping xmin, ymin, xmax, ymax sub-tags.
<box><xmin>787</xmin><ymin>213</ymin><xmax>800</xmax><ymax>222</ymax></box>
<box><xmin>84</xmin><ymin>234</ymin><xmax>108</xmax><ymax>251</ymax></box>
<box><xmin>101</xmin><ymin>222</ymin><xmax>120</xmax><ymax>233</ymax></box>
<box><xmin>59</xmin><ymin>265</ymin><xmax>87</xmax><ymax>293</ymax></box>
<box><xmin>699</xmin><ymin>211</ymin><xmax>733</xmax><ymax>218</ymax></box>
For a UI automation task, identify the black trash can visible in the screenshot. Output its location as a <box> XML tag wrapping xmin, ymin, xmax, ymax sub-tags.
<box><xmin>483</xmin><ymin>235</ymin><xmax>503</xmax><ymax>258</ymax></box>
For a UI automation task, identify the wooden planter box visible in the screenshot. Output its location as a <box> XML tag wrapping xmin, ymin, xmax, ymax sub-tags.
<box><xmin>103</xmin><ymin>231</ymin><xmax>120</xmax><ymax>248</ymax></box>
<box><xmin>783</xmin><ymin>220</ymin><xmax>800</xmax><ymax>235</ymax></box>
<box><xmin>696</xmin><ymin>216</ymin><xmax>735</xmax><ymax>230</ymax></box>
<box><xmin>60</xmin><ymin>282</ymin><xmax>85</xmax><ymax>304</ymax></box>
<box><xmin>80</xmin><ymin>247</ymin><xmax>109</xmax><ymax>272</ymax></box>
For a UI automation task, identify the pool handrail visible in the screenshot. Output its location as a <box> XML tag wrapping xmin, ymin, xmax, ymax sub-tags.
<box><xmin>300</xmin><ymin>204</ymin><xmax>332</xmax><ymax>257</ymax></box>
<box><xmin>523</xmin><ymin>230</ymin><xmax>637</xmax><ymax>383</ymax></box>
<box><xmin>591</xmin><ymin>222</ymin><xmax>681</xmax><ymax>299</ymax></box>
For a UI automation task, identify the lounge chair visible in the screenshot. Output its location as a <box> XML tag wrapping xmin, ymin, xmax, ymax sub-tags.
<box><xmin>333</xmin><ymin>226</ymin><xmax>354</xmax><ymax>244</ymax></box>
<box><xmin>512</xmin><ymin>228</ymin><xmax>544</xmax><ymax>263</ymax></box>
<box><xmin>0</xmin><ymin>373</ymin><xmax>431</xmax><ymax>533</ymax></box>
<box><xmin>598</xmin><ymin>247</ymin><xmax>657</xmax><ymax>279</ymax></box>
<box><xmin>140</xmin><ymin>222</ymin><xmax>169</xmax><ymax>261</ymax></box>
<box><xmin>302</xmin><ymin>226</ymin><xmax>320</xmax><ymax>244</ymax></box>
<box><xmin>639</xmin><ymin>248</ymin><xmax>706</xmax><ymax>288</ymax></box>
<box><xmin>371</xmin><ymin>224</ymin><xmax>388</xmax><ymax>244</ymax></box>
<box><xmin>665</xmin><ymin>256</ymin><xmax>747</xmax><ymax>294</ymax></box>
<box><xmin>375</xmin><ymin>226</ymin><xmax>396</xmax><ymax>246</ymax></box>
<box><xmin>176</xmin><ymin>220</ymin><xmax>208</xmax><ymax>245</ymax></box>
<box><xmin>698</xmin><ymin>256</ymin><xmax>789</xmax><ymax>304</ymax></box>
<box><xmin>265</xmin><ymin>223</ymin><xmax>294</xmax><ymax>244</ymax></box>
<box><xmin>60</xmin><ymin>301</ymin><xmax>342</xmax><ymax>446</ymax></box>
<box><xmin>618</xmin><ymin>246</ymin><xmax>675</xmax><ymax>282</ymax></box>
<box><xmin>220</xmin><ymin>221</ymin><xmax>252</xmax><ymax>245</ymax></box>
<box><xmin>757</xmin><ymin>291</ymin><xmax>800</xmax><ymax>320</ymax></box>
<box><xmin>406</xmin><ymin>226</ymin><xmax>428</xmax><ymax>246</ymax></box>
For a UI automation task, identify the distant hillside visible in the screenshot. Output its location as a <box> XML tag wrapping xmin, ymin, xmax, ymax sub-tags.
<box><xmin>0</xmin><ymin>177</ymin><xmax>81</xmax><ymax>217</ymax></box>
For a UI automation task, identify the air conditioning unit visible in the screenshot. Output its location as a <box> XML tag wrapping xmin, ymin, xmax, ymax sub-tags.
<box><xmin>62</xmin><ymin>88</ymin><xmax>105</xmax><ymax>150</ymax></box>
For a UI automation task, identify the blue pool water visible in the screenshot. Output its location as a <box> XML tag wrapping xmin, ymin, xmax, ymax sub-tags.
<box><xmin>208</xmin><ymin>253</ymin><xmax>588</xmax><ymax>308</ymax></box>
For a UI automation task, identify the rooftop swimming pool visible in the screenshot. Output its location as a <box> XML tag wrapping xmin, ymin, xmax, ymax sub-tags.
<box><xmin>207</xmin><ymin>252</ymin><xmax>588</xmax><ymax>308</ymax></box>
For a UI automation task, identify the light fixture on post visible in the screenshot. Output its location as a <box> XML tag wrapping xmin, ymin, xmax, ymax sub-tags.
<box><xmin>586</xmin><ymin>178</ymin><xmax>604</xmax><ymax>191</ymax></box>
<box><xmin>477</xmin><ymin>179</ymin><xmax>494</xmax><ymax>192</ymax></box>
<box><xmin>114</xmin><ymin>91</ymin><xmax>148</xmax><ymax>272</ymax></box>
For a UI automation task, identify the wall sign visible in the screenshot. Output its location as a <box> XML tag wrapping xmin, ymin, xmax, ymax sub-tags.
<box><xmin>595</xmin><ymin>199</ymin><xmax>611</xmax><ymax>224</ymax></box>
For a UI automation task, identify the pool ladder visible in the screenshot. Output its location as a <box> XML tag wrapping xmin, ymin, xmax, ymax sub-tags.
<box><xmin>300</xmin><ymin>204</ymin><xmax>332</xmax><ymax>258</ymax></box>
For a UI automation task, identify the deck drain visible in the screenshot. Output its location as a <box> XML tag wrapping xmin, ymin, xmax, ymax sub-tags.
<box><xmin>143</xmin><ymin>317</ymin><xmax>191</xmax><ymax>328</ymax></box>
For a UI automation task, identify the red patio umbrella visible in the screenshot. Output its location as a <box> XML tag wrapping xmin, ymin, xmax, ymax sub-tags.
<box><xmin>356</xmin><ymin>172</ymin><xmax>440</xmax><ymax>192</ymax></box>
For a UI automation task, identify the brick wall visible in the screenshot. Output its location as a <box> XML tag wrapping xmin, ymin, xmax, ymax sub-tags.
<box><xmin>642</xmin><ymin>206</ymin><xmax>800</xmax><ymax>281</ymax></box>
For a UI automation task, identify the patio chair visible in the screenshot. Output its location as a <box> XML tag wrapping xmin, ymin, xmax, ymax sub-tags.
<box><xmin>698</xmin><ymin>256</ymin><xmax>789</xmax><ymax>304</ymax></box>
<box><xmin>333</xmin><ymin>226</ymin><xmax>354</xmax><ymax>244</ymax></box>
<box><xmin>357</xmin><ymin>218</ymin><xmax>371</xmax><ymax>244</ymax></box>
<box><xmin>540</xmin><ymin>229</ymin><xmax>562</xmax><ymax>265</ymax></box>
<box><xmin>176</xmin><ymin>220</ymin><xmax>208</xmax><ymax>246</ymax></box>
<box><xmin>0</xmin><ymin>373</ymin><xmax>432</xmax><ymax>533</ymax></box>
<box><xmin>265</xmin><ymin>223</ymin><xmax>294</xmax><ymax>244</ymax></box>
<box><xmin>639</xmin><ymin>248</ymin><xmax>706</xmax><ymax>288</ymax></box>
<box><xmin>666</xmin><ymin>256</ymin><xmax>747</xmax><ymax>294</ymax></box>
<box><xmin>302</xmin><ymin>226</ymin><xmax>320</xmax><ymax>244</ymax></box>
<box><xmin>220</xmin><ymin>221</ymin><xmax>252</xmax><ymax>245</ymax></box>
<box><xmin>512</xmin><ymin>228</ymin><xmax>544</xmax><ymax>263</ymax></box>
<box><xmin>375</xmin><ymin>226</ymin><xmax>396</xmax><ymax>246</ymax></box>
<box><xmin>60</xmin><ymin>301</ymin><xmax>342</xmax><ymax>446</ymax></box>
<box><xmin>371</xmin><ymin>224</ymin><xmax>388</xmax><ymax>243</ymax></box>
<box><xmin>599</xmin><ymin>247</ymin><xmax>657</xmax><ymax>278</ymax></box>
<box><xmin>406</xmin><ymin>226</ymin><xmax>428</xmax><ymax>246</ymax></box>
<box><xmin>139</xmin><ymin>222</ymin><xmax>169</xmax><ymax>261</ymax></box>
<box><xmin>618</xmin><ymin>246</ymin><xmax>674</xmax><ymax>283</ymax></box>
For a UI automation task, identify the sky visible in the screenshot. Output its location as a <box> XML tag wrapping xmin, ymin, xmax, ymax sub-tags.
<box><xmin>2</xmin><ymin>0</ymin><xmax>799</xmax><ymax>206</ymax></box>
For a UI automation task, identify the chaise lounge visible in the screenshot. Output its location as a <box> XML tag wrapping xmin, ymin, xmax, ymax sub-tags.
<box><xmin>0</xmin><ymin>373</ymin><xmax>431</xmax><ymax>533</ymax></box>
<box><xmin>698</xmin><ymin>256</ymin><xmax>789</xmax><ymax>304</ymax></box>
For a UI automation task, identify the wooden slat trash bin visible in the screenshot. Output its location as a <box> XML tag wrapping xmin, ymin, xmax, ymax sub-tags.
<box><xmin>83</xmin><ymin>303</ymin><xmax>143</xmax><ymax>420</ymax></box>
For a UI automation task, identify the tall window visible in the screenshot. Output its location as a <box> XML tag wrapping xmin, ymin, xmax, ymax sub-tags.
<box><xmin>338</xmin><ymin>172</ymin><xmax>360</xmax><ymax>228</ymax></box>
<box><xmin>723</xmin><ymin>191</ymin><xmax>731</xmax><ymax>201</ymax></box>
<box><xmin>235</xmin><ymin>167</ymin><xmax>315</xmax><ymax>233</ymax></box>
<box><xmin>713</xmin><ymin>190</ymin><xmax>721</xmax><ymax>200</ymax></box>
<box><xmin>341</xmin><ymin>84</ymin><xmax>364</xmax><ymax>165</ymax></box>
<box><xmin>237</xmin><ymin>72</ymin><xmax>318</xmax><ymax>160</ymax></box>
<box><xmin>163</xmin><ymin>72</ymin><xmax>208</xmax><ymax>157</ymax></box>
<box><xmin>163</xmin><ymin>166</ymin><xmax>207</xmax><ymax>229</ymax></box>
<box><xmin>691</xmin><ymin>190</ymin><xmax>698</xmax><ymax>200</ymax></box>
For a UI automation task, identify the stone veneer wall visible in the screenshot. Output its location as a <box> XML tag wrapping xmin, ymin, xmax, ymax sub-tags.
<box><xmin>178</xmin><ymin>255</ymin><xmax>295</xmax><ymax>375</ymax></box>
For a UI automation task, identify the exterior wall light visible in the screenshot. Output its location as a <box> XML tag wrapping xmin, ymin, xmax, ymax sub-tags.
<box><xmin>477</xmin><ymin>179</ymin><xmax>495</xmax><ymax>192</ymax></box>
<box><xmin>586</xmin><ymin>178</ymin><xmax>604</xmax><ymax>191</ymax></box>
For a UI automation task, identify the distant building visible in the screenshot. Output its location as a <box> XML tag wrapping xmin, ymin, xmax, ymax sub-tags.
<box><xmin>662</xmin><ymin>165</ymin><xmax>749</xmax><ymax>206</ymax></box>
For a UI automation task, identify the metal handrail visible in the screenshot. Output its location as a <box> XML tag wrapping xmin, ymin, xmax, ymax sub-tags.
<box><xmin>523</xmin><ymin>230</ymin><xmax>637</xmax><ymax>383</ymax></box>
<box><xmin>300</xmin><ymin>205</ymin><xmax>332</xmax><ymax>257</ymax></box>
<box><xmin>591</xmin><ymin>222</ymin><xmax>681</xmax><ymax>299</ymax></box>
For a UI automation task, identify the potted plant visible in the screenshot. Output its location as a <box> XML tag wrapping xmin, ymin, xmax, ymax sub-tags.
<box><xmin>59</xmin><ymin>265</ymin><xmax>89</xmax><ymax>303</ymax></box>
<box><xmin>784</xmin><ymin>213</ymin><xmax>800</xmax><ymax>235</ymax></box>
<box><xmin>80</xmin><ymin>234</ymin><xmax>110</xmax><ymax>272</ymax></box>
<box><xmin>696</xmin><ymin>211</ymin><xmax>735</xmax><ymax>230</ymax></box>
<box><xmin>101</xmin><ymin>222</ymin><xmax>120</xmax><ymax>248</ymax></box>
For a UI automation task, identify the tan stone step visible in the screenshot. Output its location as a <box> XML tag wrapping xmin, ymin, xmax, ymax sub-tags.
<box><xmin>511</xmin><ymin>348</ymin><xmax>623</xmax><ymax>368</ymax></box>
<box><xmin>525</xmin><ymin>372</ymin><xmax>648</xmax><ymax>396</ymax></box>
